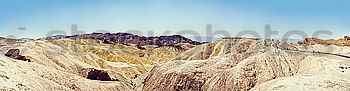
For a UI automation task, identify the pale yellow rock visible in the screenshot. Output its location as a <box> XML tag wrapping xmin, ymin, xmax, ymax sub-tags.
<box><xmin>250</xmin><ymin>75</ymin><xmax>350</xmax><ymax>91</ymax></box>
<box><xmin>251</xmin><ymin>56</ymin><xmax>350</xmax><ymax>91</ymax></box>
<box><xmin>0</xmin><ymin>55</ymin><xmax>133</xmax><ymax>91</ymax></box>
<box><xmin>4</xmin><ymin>38</ymin><xmax>187</xmax><ymax>83</ymax></box>
<box><xmin>141</xmin><ymin>38</ymin><xmax>350</xmax><ymax>91</ymax></box>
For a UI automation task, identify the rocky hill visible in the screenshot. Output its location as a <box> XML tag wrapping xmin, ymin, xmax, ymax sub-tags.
<box><xmin>298</xmin><ymin>36</ymin><xmax>350</xmax><ymax>46</ymax></box>
<box><xmin>45</xmin><ymin>33</ymin><xmax>202</xmax><ymax>46</ymax></box>
<box><xmin>0</xmin><ymin>55</ymin><xmax>133</xmax><ymax>91</ymax></box>
<box><xmin>141</xmin><ymin>38</ymin><xmax>305</xmax><ymax>90</ymax></box>
<box><xmin>0</xmin><ymin>37</ymin><xmax>194</xmax><ymax>90</ymax></box>
<box><xmin>139</xmin><ymin>38</ymin><xmax>350</xmax><ymax>91</ymax></box>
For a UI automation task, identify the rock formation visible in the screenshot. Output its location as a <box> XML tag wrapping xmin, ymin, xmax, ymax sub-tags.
<box><xmin>7</xmin><ymin>38</ymin><xmax>192</xmax><ymax>83</ymax></box>
<box><xmin>45</xmin><ymin>33</ymin><xmax>202</xmax><ymax>46</ymax></box>
<box><xmin>4</xmin><ymin>49</ymin><xmax>31</xmax><ymax>62</ymax></box>
<box><xmin>82</xmin><ymin>68</ymin><xmax>117</xmax><ymax>81</ymax></box>
<box><xmin>298</xmin><ymin>36</ymin><xmax>350</xmax><ymax>46</ymax></box>
<box><xmin>0</xmin><ymin>36</ymin><xmax>195</xmax><ymax>90</ymax></box>
<box><xmin>141</xmin><ymin>38</ymin><xmax>350</xmax><ymax>91</ymax></box>
<box><xmin>142</xmin><ymin>38</ymin><xmax>307</xmax><ymax>91</ymax></box>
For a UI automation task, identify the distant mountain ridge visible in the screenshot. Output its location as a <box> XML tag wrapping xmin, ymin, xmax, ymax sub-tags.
<box><xmin>298</xmin><ymin>36</ymin><xmax>350</xmax><ymax>46</ymax></box>
<box><xmin>45</xmin><ymin>33</ymin><xmax>202</xmax><ymax>46</ymax></box>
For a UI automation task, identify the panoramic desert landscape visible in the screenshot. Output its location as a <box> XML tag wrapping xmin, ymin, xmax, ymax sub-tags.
<box><xmin>1</xmin><ymin>0</ymin><xmax>349</xmax><ymax>91</ymax></box>
<box><xmin>0</xmin><ymin>33</ymin><xmax>350</xmax><ymax>91</ymax></box>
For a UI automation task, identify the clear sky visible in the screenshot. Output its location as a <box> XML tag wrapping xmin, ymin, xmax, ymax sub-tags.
<box><xmin>0</xmin><ymin>0</ymin><xmax>350</xmax><ymax>39</ymax></box>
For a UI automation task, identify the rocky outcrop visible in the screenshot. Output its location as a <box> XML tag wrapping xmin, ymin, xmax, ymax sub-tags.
<box><xmin>142</xmin><ymin>38</ymin><xmax>307</xmax><ymax>91</ymax></box>
<box><xmin>45</xmin><ymin>33</ymin><xmax>202</xmax><ymax>46</ymax></box>
<box><xmin>87</xmin><ymin>69</ymin><xmax>112</xmax><ymax>81</ymax></box>
<box><xmin>298</xmin><ymin>36</ymin><xmax>350</xmax><ymax>46</ymax></box>
<box><xmin>82</xmin><ymin>68</ymin><xmax>117</xmax><ymax>81</ymax></box>
<box><xmin>5</xmin><ymin>49</ymin><xmax>31</xmax><ymax>62</ymax></box>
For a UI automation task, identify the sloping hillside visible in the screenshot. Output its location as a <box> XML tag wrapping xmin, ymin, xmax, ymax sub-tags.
<box><xmin>0</xmin><ymin>37</ymin><xmax>195</xmax><ymax>91</ymax></box>
<box><xmin>16</xmin><ymin>38</ymin><xmax>191</xmax><ymax>82</ymax></box>
<box><xmin>140</xmin><ymin>38</ymin><xmax>350</xmax><ymax>91</ymax></box>
<box><xmin>0</xmin><ymin>54</ymin><xmax>133</xmax><ymax>91</ymax></box>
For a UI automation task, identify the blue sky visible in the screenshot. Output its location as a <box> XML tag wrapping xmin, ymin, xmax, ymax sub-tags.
<box><xmin>0</xmin><ymin>0</ymin><xmax>350</xmax><ymax>39</ymax></box>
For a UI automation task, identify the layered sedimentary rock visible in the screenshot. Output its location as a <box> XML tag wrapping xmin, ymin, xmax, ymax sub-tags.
<box><xmin>298</xmin><ymin>36</ymin><xmax>350</xmax><ymax>46</ymax></box>
<box><xmin>201</xmin><ymin>51</ymin><xmax>305</xmax><ymax>91</ymax></box>
<box><xmin>0</xmin><ymin>36</ymin><xmax>195</xmax><ymax>90</ymax></box>
<box><xmin>143</xmin><ymin>38</ymin><xmax>305</xmax><ymax>90</ymax></box>
<box><xmin>141</xmin><ymin>38</ymin><xmax>350</xmax><ymax>91</ymax></box>
<box><xmin>173</xmin><ymin>38</ymin><xmax>283</xmax><ymax>60</ymax></box>
<box><xmin>45</xmin><ymin>33</ymin><xmax>202</xmax><ymax>46</ymax></box>
<box><xmin>14</xmin><ymin>38</ymin><xmax>191</xmax><ymax>83</ymax></box>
